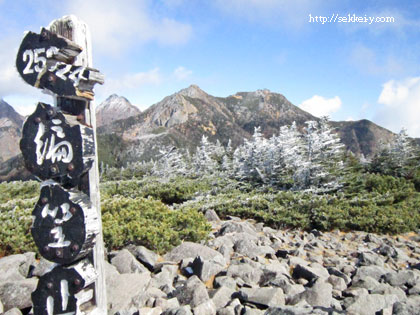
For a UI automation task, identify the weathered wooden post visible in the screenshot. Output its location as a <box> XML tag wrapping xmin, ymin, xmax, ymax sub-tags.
<box><xmin>16</xmin><ymin>15</ymin><xmax>107</xmax><ymax>314</ymax></box>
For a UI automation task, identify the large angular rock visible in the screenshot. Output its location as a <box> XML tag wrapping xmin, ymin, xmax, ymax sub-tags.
<box><xmin>289</xmin><ymin>280</ymin><xmax>332</xmax><ymax>308</ymax></box>
<box><xmin>292</xmin><ymin>263</ymin><xmax>329</xmax><ymax>282</ymax></box>
<box><xmin>237</xmin><ymin>287</ymin><xmax>285</xmax><ymax>308</ymax></box>
<box><xmin>358</xmin><ymin>251</ymin><xmax>384</xmax><ymax>267</ymax></box>
<box><xmin>214</xmin><ymin>276</ymin><xmax>237</xmax><ymax>290</ymax></box>
<box><xmin>172</xmin><ymin>275</ymin><xmax>210</xmax><ymax>308</ymax></box>
<box><xmin>127</xmin><ymin>245</ymin><xmax>160</xmax><ymax>271</ymax></box>
<box><xmin>352</xmin><ymin>266</ymin><xmax>392</xmax><ymax>283</ymax></box>
<box><xmin>150</xmin><ymin>264</ymin><xmax>178</xmax><ymax>290</ymax></box>
<box><xmin>351</xmin><ymin>276</ymin><xmax>381</xmax><ymax>291</ymax></box>
<box><xmin>192</xmin><ymin>256</ymin><xmax>225</xmax><ymax>282</ymax></box>
<box><xmin>111</xmin><ymin>249</ymin><xmax>150</xmax><ymax>274</ymax></box>
<box><xmin>346</xmin><ymin>294</ymin><xmax>399</xmax><ymax>315</ymax></box>
<box><xmin>165</xmin><ymin>242</ymin><xmax>224</xmax><ymax>263</ymax></box>
<box><xmin>193</xmin><ymin>299</ymin><xmax>217</xmax><ymax>315</ymax></box>
<box><xmin>31</xmin><ymin>256</ymin><xmax>56</xmax><ymax>277</ymax></box>
<box><xmin>0</xmin><ymin>253</ymin><xmax>35</xmax><ymax>282</ymax></box>
<box><xmin>382</xmin><ymin>270</ymin><xmax>420</xmax><ymax>288</ymax></box>
<box><xmin>211</xmin><ymin>286</ymin><xmax>235</xmax><ymax>309</ymax></box>
<box><xmin>265</xmin><ymin>306</ymin><xmax>313</xmax><ymax>314</ymax></box>
<box><xmin>162</xmin><ymin>305</ymin><xmax>193</xmax><ymax>315</ymax></box>
<box><xmin>216</xmin><ymin>221</ymin><xmax>257</xmax><ymax>236</ymax></box>
<box><xmin>226</xmin><ymin>263</ymin><xmax>263</xmax><ymax>285</ymax></box>
<box><xmin>0</xmin><ymin>278</ymin><xmax>38</xmax><ymax>311</ymax></box>
<box><xmin>106</xmin><ymin>273</ymin><xmax>151</xmax><ymax>314</ymax></box>
<box><xmin>3</xmin><ymin>308</ymin><xmax>23</xmax><ymax>315</ymax></box>
<box><xmin>327</xmin><ymin>275</ymin><xmax>347</xmax><ymax>292</ymax></box>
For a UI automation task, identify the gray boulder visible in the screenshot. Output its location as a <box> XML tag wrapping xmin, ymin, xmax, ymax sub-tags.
<box><xmin>265</xmin><ymin>306</ymin><xmax>314</xmax><ymax>314</ymax></box>
<box><xmin>106</xmin><ymin>273</ymin><xmax>151</xmax><ymax>314</ymax></box>
<box><xmin>127</xmin><ymin>245</ymin><xmax>160</xmax><ymax>271</ymax></box>
<box><xmin>31</xmin><ymin>256</ymin><xmax>56</xmax><ymax>277</ymax></box>
<box><xmin>214</xmin><ymin>276</ymin><xmax>237</xmax><ymax>290</ymax></box>
<box><xmin>211</xmin><ymin>286</ymin><xmax>235</xmax><ymax>309</ymax></box>
<box><xmin>352</xmin><ymin>266</ymin><xmax>392</xmax><ymax>283</ymax></box>
<box><xmin>346</xmin><ymin>294</ymin><xmax>399</xmax><ymax>315</ymax></box>
<box><xmin>193</xmin><ymin>299</ymin><xmax>217</xmax><ymax>315</ymax></box>
<box><xmin>165</xmin><ymin>242</ymin><xmax>224</xmax><ymax>263</ymax></box>
<box><xmin>216</xmin><ymin>221</ymin><xmax>257</xmax><ymax>236</ymax></box>
<box><xmin>205</xmin><ymin>210</ymin><xmax>221</xmax><ymax>222</ymax></box>
<box><xmin>226</xmin><ymin>263</ymin><xmax>263</xmax><ymax>285</ymax></box>
<box><xmin>237</xmin><ymin>287</ymin><xmax>285</xmax><ymax>308</ymax></box>
<box><xmin>111</xmin><ymin>249</ymin><xmax>150</xmax><ymax>274</ymax></box>
<box><xmin>327</xmin><ymin>275</ymin><xmax>347</xmax><ymax>292</ymax></box>
<box><xmin>3</xmin><ymin>308</ymin><xmax>23</xmax><ymax>315</ymax></box>
<box><xmin>0</xmin><ymin>252</ymin><xmax>36</xmax><ymax>282</ymax></box>
<box><xmin>0</xmin><ymin>278</ymin><xmax>38</xmax><ymax>311</ymax></box>
<box><xmin>172</xmin><ymin>275</ymin><xmax>210</xmax><ymax>308</ymax></box>
<box><xmin>292</xmin><ymin>263</ymin><xmax>329</xmax><ymax>282</ymax></box>
<box><xmin>382</xmin><ymin>270</ymin><xmax>420</xmax><ymax>288</ymax></box>
<box><xmin>162</xmin><ymin>305</ymin><xmax>193</xmax><ymax>315</ymax></box>
<box><xmin>358</xmin><ymin>251</ymin><xmax>384</xmax><ymax>267</ymax></box>
<box><xmin>192</xmin><ymin>256</ymin><xmax>225</xmax><ymax>282</ymax></box>
<box><xmin>289</xmin><ymin>280</ymin><xmax>333</xmax><ymax>308</ymax></box>
<box><xmin>137</xmin><ymin>307</ymin><xmax>163</xmax><ymax>315</ymax></box>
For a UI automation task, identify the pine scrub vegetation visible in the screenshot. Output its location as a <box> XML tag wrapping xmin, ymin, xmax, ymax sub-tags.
<box><xmin>1</xmin><ymin>119</ymin><xmax>420</xmax><ymax>256</ymax></box>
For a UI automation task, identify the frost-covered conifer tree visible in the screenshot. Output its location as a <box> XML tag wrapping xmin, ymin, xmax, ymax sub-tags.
<box><xmin>370</xmin><ymin>128</ymin><xmax>418</xmax><ymax>177</ymax></box>
<box><xmin>192</xmin><ymin>135</ymin><xmax>219</xmax><ymax>176</ymax></box>
<box><xmin>152</xmin><ymin>146</ymin><xmax>188</xmax><ymax>178</ymax></box>
<box><xmin>295</xmin><ymin>117</ymin><xmax>344</xmax><ymax>192</ymax></box>
<box><xmin>233</xmin><ymin>127</ymin><xmax>268</xmax><ymax>183</ymax></box>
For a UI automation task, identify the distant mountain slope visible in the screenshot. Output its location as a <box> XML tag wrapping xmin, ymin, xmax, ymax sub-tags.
<box><xmin>0</xmin><ymin>85</ymin><xmax>408</xmax><ymax>180</ymax></box>
<box><xmin>96</xmin><ymin>94</ymin><xmax>141</xmax><ymax>127</ymax></box>
<box><xmin>331</xmin><ymin>119</ymin><xmax>395</xmax><ymax>157</ymax></box>
<box><xmin>0</xmin><ymin>99</ymin><xmax>24</xmax><ymax>163</ymax></box>
<box><xmin>97</xmin><ymin>85</ymin><xmax>396</xmax><ymax>165</ymax></box>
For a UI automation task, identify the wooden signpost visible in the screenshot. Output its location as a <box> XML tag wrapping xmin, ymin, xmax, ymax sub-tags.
<box><xmin>17</xmin><ymin>15</ymin><xmax>107</xmax><ymax>314</ymax></box>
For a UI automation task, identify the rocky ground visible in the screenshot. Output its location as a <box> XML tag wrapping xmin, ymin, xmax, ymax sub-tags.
<box><xmin>1</xmin><ymin>210</ymin><xmax>420</xmax><ymax>315</ymax></box>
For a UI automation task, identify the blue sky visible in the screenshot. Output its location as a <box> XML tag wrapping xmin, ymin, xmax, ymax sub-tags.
<box><xmin>1</xmin><ymin>0</ymin><xmax>420</xmax><ymax>136</ymax></box>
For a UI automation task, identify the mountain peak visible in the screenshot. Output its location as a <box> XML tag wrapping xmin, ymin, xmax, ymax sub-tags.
<box><xmin>0</xmin><ymin>99</ymin><xmax>24</xmax><ymax>126</ymax></box>
<box><xmin>178</xmin><ymin>84</ymin><xmax>208</xmax><ymax>98</ymax></box>
<box><xmin>96</xmin><ymin>94</ymin><xmax>141</xmax><ymax>127</ymax></box>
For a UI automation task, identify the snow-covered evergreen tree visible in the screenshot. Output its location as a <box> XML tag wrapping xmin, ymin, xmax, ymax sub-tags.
<box><xmin>152</xmin><ymin>146</ymin><xmax>189</xmax><ymax>178</ymax></box>
<box><xmin>295</xmin><ymin>117</ymin><xmax>344</xmax><ymax>192</ymax></box>
<box><xmin>191</xmin><ymin>135</ymin><xmax>219</xmax><ymax>176</ymax></box>
<box><xmin>370</xmin><ymin>128</ymin><xmax>418</xmax><ymax>177</ymax></box>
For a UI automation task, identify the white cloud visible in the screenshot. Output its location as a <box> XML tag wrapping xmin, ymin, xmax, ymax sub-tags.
<box><xmin>173</xmin><ymin>66</ymin><xmax>192</xmax><ymax>81</ymax></box>
<box><xmin>299</xmin><ymin>95</ymin><xmax>342</xmax><ymax>118</ymax></box>
<box><xmin>375</xmin><ymin>77</ymin><xmax>420</xmax><ymax>137</ymax></box>
<box><xmin>65</xmin><ymin>0</ymin><xmax>193</xmax><ymax>55</ymax></box>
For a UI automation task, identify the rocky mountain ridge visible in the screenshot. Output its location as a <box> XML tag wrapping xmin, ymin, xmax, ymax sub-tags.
<box><xmin>0</xmin><ymin>85</ymin><xmax>407</xmax><ymax>180</ymax></box>
<box><xmin>0</xmin><ymin>99</ymin><xmax>24</xmax><ymax>163</ymax></box>
<box><xmin>97</xmin><ymin>85</ymin><xmax>396</xmax><ymax>165</ymax></box>
<box><xmin>96</xmin><ymin>94</ymin><xmax>141</xmax><ymax>127</ymax></box>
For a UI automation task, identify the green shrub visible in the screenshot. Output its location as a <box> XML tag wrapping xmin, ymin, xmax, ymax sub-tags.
<box><xmin>0</xmin><ymin>181</ymin><xmax>39</xmax><ymax>203</ymax></box>
<box><xmin>102</xmin><ymin>196</ymin><xmax>211</xmax><ymax>253</ymax></box>
<box><xmin>0</xmin><ymin>198</ymin><xmax>37</xmax><ymax>255</ymax></box>
<box><xmin>101</xmin><ymin>177</ymin><xmax>214</xmax><ymax>205</ymax></box>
